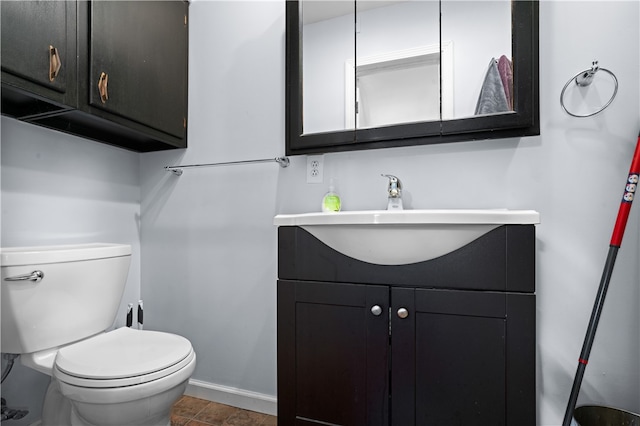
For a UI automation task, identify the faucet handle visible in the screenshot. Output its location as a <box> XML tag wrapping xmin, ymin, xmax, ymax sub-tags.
<box><xmin>381</xmin><ymin>174</ymin><xmax>402</xmax><ymax>197</ymax></box>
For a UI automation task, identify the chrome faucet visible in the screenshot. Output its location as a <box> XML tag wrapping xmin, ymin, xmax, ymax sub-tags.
<box><xmin>381</xmin><ymin>174</ymin><xmax>403</xmax><ymax>210</ymax></box>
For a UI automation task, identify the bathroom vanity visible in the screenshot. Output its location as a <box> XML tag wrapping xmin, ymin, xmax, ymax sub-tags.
<box><xmin>275</xmin><ymin>210</ymin><xmax>539</xmax><ymax>426</ymax></box>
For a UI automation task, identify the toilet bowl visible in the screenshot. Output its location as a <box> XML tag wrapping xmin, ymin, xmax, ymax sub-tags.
<box><xmin>49</xmin><ymin>328</ymin><xmax>195</xmax><ymax>425</ymax></box>
<box><xmin>36</xmin><ymin>327</ymin><xmax>196</xmax><ymax>426</ymax></box>
<box><xmin>1</xmin><ymin>243</ymin><xmax>196</xmax><ymax>426</ymax></box>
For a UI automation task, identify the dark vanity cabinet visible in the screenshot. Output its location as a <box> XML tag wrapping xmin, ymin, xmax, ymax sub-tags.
<box><xmin>1</xmin><ymin>1</ymin><xmax>188</xmax><ymax>152</ymax></box>
<box><xmin>277</xmin><ymin>225</ymin><xmax>536</xmax><ymax>426</ymax></box>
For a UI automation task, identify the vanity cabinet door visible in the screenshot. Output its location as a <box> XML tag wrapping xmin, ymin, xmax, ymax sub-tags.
<box><xmin>82</xmin><ymin>0</ymin><xmax>188</xmax><ymax>141</ymax></box>
<box><xmin>1</xmin><ymin>0</ymin><xmax>77</xmax><ymax>115</ymax></box>
<box><xmin>277</xmin><ymin>280</ymin><xmax>389</xmax><ymax>426</ymax></box>
<box><xmin>391</xmin><ymin>287</ymin><xmax>536</xmax><ymax>426</ymax></box>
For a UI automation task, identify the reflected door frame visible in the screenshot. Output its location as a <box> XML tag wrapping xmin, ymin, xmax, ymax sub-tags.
<box><xmin>345</xmin><ymin>42</ymin><xmax>454</xmax><ymax>129</ymax></box>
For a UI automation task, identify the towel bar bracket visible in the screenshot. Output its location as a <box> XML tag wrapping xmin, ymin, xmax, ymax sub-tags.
<box><xmin>575</xmin><ymin>61</ymin><xmax>599</xmax><ymax>87</ymax></box>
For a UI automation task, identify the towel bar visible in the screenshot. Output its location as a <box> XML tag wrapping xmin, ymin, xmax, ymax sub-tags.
<box><xmin>165</xmin><ymin>156</ymin><xmax>290</xmax><ymax>176</ymax></box>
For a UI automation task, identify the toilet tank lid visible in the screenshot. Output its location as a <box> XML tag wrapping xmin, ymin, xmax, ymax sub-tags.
<box><xmin>1</xmin><ymin>243</ymin><xmax>131</xmax><ymax>266</ymax></box>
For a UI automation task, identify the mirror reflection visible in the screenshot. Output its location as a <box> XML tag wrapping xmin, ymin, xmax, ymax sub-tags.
<box><xmin>353</xmin><ymin>1</ymin><xmax>439</xmax><ymax>129</ymax></box>
<box><xmin>302</xmin><ymin>1</ymin><xmax>356</xmax><ymax>134</ymax></box>
<box><xmin>301</xmin><ymin>0</ymin><xmax>513</xmax><ymax>136</ymax></box>
<box><xmin>441</xmin><ymin>0</ymin><xmax>512</xmax><ymax>119</ymax></box>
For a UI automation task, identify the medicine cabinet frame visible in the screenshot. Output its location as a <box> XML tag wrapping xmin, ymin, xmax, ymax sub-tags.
<box><xmin>285</xmin><ymin>0</ymin><xmax>539</xmax><ymax>156</ymax></box>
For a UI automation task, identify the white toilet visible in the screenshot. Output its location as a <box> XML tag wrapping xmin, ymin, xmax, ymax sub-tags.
<box><xmin>1</xmin><ymin>243</ymin><xmax>196</xmax><ymax>426</ymax></box>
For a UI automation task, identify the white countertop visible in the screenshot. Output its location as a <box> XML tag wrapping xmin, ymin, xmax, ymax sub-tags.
<box><xmin>274</xmin><ymin>209</ymin><xmax>541</xmax><ymax>226</ymax></box>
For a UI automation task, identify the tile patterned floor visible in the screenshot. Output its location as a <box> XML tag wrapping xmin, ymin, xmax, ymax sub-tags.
<box><xmin>171</xmin><ymin>395</ymin><xmax>277</xmax><ymax>426</ymax></box>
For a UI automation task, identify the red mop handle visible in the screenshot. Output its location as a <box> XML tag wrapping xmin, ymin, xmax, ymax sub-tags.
<box><xmin>611</xmin><ymin>134</ymin><xmax>640</xmax><ymax>247</ymax></box>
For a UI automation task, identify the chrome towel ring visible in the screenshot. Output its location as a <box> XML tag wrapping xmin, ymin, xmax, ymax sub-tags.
<box><xmin>560</xmin><ymin>61</ymin><xmax>618</xmax><ymax>118</ymax></box>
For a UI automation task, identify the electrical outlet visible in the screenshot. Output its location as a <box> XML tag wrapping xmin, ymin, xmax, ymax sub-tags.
<box><xmin>306</xmin><ymin>155</ymin><xmax>324</xmax><ymax>184</ymax></box>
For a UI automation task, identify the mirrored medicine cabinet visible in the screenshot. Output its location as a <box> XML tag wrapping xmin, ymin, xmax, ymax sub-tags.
<box><xmin>286</xmin><ymin>0</ymin><xmax>539</xmax><ymax>155</ymax></box>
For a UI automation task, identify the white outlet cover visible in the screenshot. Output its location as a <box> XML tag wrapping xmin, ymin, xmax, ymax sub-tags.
<box><xmin>306</xmin><ymin>155</ymin><xmax>324</xmax><ymax>184</ymax></box>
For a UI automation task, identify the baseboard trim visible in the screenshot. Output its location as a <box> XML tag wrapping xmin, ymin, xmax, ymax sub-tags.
<box><xmin>185</xmin><ymin>379</ymin><xmax>277</xmax><ymax>416</ymax></box>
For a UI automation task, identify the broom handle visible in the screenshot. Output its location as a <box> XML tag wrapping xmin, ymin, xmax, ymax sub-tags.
<box><xmin>562</xmin><ymin>134</ymin><xmax>640</xmax><ymax>426</ymax></box>
<box><xmin>611</xmin><ymin>136</ymin><xmax>640</xmax><ymax>247</ymax></box>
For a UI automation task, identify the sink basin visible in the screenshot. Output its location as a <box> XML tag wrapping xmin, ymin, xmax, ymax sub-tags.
<box><xmin>274</xmin><ymin>209</ymin><xmax>540</xmax><ymax>265</ymax></box>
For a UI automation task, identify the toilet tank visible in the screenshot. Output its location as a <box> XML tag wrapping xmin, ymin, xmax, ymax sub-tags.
<box><xmin>1</xmin><ymin>243</ymin><xmax>131</xmax><ymax>354</ymax></box>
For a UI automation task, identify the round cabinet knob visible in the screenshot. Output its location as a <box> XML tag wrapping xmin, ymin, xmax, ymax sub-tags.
<box><xmin>371</xmin><ymin>305</ymin><xmax>383</xmax><ymax>316</ymax></box>
<box><xmin>397</xmin><ymin>308</ymin><xmax>409</xmax><ymax>319</ymax></box>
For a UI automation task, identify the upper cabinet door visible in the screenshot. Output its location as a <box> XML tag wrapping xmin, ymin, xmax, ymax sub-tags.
<box><xmin>88</xmin><ymin>1</ymin><xmax>188</xmax><ymax>139</ymax></box>
<box><xmin>1</xmin><ymin>1</ymin><xmax>77</xmax><ymax>107</ymax></box>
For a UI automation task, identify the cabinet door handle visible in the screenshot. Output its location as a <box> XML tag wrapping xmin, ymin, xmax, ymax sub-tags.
<box><xmin>49</xmin><ymin>45</ymin><xmax>62</xmax><ymax>82</ymax></box>
<box><xmin>397</xmin><ymin>308</ymin><xmax>409</xmax><ymax>319</ymax></box>
<box><xmin>98</xmin><ymin>72</ymin><xmax>109</xmax><ymax>103</ymax></box>
<box><xmin>371</xmin><ymin>305</ymin><xmax>383</xmax><ymax>316</ymax></box>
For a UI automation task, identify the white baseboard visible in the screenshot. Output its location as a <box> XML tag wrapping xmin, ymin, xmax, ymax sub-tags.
<box><xmin>185</xmin><ymin>379</ymin><xmax>277</xmax><ymax>416</ymax></box>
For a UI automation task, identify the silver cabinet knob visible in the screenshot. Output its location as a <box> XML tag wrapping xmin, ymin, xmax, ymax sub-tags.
<box><xmin>371</xmin><ymin>305</ymin><xmax>383</xmax><ymax>316</ymax></box>
<box><xmin>397</xmin><ymin>308</ymin><xmax>409</xmax><ymax>319</ymax></box>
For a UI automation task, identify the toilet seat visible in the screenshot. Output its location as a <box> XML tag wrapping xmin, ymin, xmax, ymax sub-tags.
<box><xmin>53</xmin><ymin>327</ymin><xmax>194</xmax><ymax>388</ymax></box>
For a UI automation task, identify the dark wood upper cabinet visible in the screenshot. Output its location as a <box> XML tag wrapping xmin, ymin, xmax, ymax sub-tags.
<box><xmin>84</xmin><ymin>1</ymin><xmax>188</xmax><ymax>141</ymax></box>
<box><xmin>286</xmin><ymin>0</ymin><xmax>539</xmax><ymax>155</ymax></box>
<box><xmin>1</xmin><ymin>1</ymin><xmax>188</xmax><ymax>152</ymax></box>
<box><xmin>1</xmin><ymin>1</ymin><xmax>78</xmax><ymax>116</ymax></box>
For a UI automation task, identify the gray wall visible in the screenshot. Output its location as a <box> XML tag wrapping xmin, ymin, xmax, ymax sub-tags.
<box><xmin>1</xmin><ymin>2</ymin><xmax>639</xmax><ymax>426</ymax></box>
<box><xmin>140</xmin><ymin>0</ymin><xmax>284</xmax><ymax>400</ymax></box>
<box><xmin>141</xmin><ymin>2</ymin><xmax>640</xmax><ymax>424</ymax></box>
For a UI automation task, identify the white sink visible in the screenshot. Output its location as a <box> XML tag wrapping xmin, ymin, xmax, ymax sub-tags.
<box><xmin>274</xmin><ymin>209</ymin><xmax>540</xmax><ymax>265</ymax></box>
